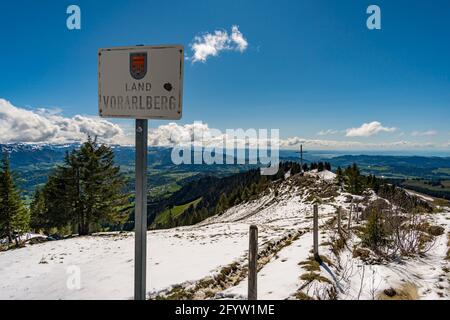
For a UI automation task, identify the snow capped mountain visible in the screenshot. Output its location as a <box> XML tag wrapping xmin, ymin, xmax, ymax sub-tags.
<box><xmin>0</xmin><ymin>170</ymin><xmax>448</xmax><ymax>300</ymax></box>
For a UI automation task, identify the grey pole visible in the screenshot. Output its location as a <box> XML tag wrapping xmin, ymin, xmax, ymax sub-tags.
<box><xmin>248</xmin><ymin>225</ymin><xmax>258</xmax><ymax>300</ymax></box>
<box><xmin>313</xmin><ymin>204</ymin><xmax>319</xmax><ymax>260</ymax></box>
<box><xmin>134</xmin><ymin>119</ymin><xmax>148</xmax><ymax>300</ymax></box>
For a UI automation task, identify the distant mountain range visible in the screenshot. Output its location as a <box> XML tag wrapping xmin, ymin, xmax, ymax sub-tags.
<box><xmin>1</xmin><ymin>143</ymin><xmax>450</xmax><ymax>201</ymax></box>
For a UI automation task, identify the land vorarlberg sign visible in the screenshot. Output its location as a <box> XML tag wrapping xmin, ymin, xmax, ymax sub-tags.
<box><xmin>98</xmin><ymin>45</ymin><xmax>183</xmax><ymax>119</ymax></box>
<box><xmin>98</xmin><ymin>45</ymin><xmax>184</xmax><ymax>300</ymax></box>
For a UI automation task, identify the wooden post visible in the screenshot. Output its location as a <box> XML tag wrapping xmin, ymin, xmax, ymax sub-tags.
<box><xmin>337</xmin><ymin>206</ymin><xmax>342</xmax><ymax>235</ymax></box>
<box><xmin>248</xmin><ymin>225</ymin><xmax>258</xmax><ymax>300</ymax></box>
<box><xmin>313</xmin><ymin>204</ymin><xmax>319</xmax><ymax>260</ymax></box>
<box><xmin>356</xmin><ymin>203</ymin><xmax>359</xmax><ymax>222</ymax></box>
<box><xmin>300</xmin><ymin>144</ymin><xmax>303</xmax><ymax>175</ymax></box>
<box><xmin>348</xmin><ymin>202</ymin><xmax>352</xmax><ymax>230</ymax></box>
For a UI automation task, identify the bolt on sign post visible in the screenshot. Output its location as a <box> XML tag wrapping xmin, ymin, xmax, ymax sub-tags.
<box><xmin>98</xmin><ymin>45</ymin><xmax>184</xmax><ymax>300</ymax></box>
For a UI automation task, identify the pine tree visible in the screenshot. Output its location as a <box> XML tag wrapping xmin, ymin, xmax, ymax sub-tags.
<box><xmin>216</xmin><ymin>193</ymin><xmax>228</xmax><ymax>214</ymax></box>
<box><xmin>167</xmin><ymin>209</ymin><xmax>174</xmax><ymax>227</ymax></box>
<box><xmin>318</xmin><ymin>162</ymin><xmax>324</xmax><ymax>172</ymax></box>
<box><xmin>366</xmin><ymin>174</ymin><xmax>380</xmax><ymax>193</ymax></box>
<box><xmin>344</xmin><ymin>163</ymin><xmax>363</xmax><ymax>195</ymax></box>
<box><xmin>362</xmin><ymin>209</ymin><xmax>387</xmax><ymax>252</ymax></box>
<box><xmin>0</xmin><ymin>154</ymin><xmax>30</xmax><ymax>245</ymax></box>
<box><xmin>43</xmin><ymin>137</ymin><xmax>130</xmax><ymax>235</ymax></box>
<box><xmin>276</xmin><ymin>167</ymin><xmax>285</xmax><ymax>180</ymax></box>
<box><xmin>233</xmin><ymin>187</ymin><xmax>242</xmax><ymax>205</ymax></box>
<box><xmin>257</xmin><ymin>176</ymin><xmax>268</xmax><ymax>192</ymax></box>
<box><xmin>249</xmin><ymin>183</ymin><xmax>257</xmax><ymax>197</ymax></box>
<box><xmin>30</xmin><ymin>187</ymin><xmax>47</xmax><ymax>233</ymax></box>
<box><xmin>242</xmin><ymin>187</ymin><xmax>250</xmax><ymax>202</ymax></box>
<box><xmin>199</xmin><ymin>207</ymin><xmax>208</xmax><ymax>220</ymax></box>
<box><xmin>336</xmin><ymin>166</ymin><xmax>344</xmax><ymax>186</ymax></box>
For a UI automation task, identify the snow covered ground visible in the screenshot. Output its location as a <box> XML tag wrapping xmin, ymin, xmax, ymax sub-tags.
<box><xmin>0</xmin><ymin>224</ymin><xmax>254</xmax><ymax>299</ymax></box>
<box><xmin>0</xmin><ymin>171</ymin><xmax>449</xmax><ymax>300</ymax></box>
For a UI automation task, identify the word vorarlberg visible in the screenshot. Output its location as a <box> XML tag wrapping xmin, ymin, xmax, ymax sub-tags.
<box><xmin>171</xmin><ymin>121</ymin><xmax>280</xmax><ymax>175</ymax></box>
<box><xmin>100</xmin><ymin>95</ymin><xmax>177</xmax><ymax>111</ymax></box>
<box><xmin>100</xmin><ymin>82</ymin><xmax>178</xmax><ymax>111</ymax></box>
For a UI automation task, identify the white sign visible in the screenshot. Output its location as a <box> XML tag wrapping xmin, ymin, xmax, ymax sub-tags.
<box><xmin>98</xmin><ymin>45</ymin><xmax>184</xmax><ymax>119</ymax></box>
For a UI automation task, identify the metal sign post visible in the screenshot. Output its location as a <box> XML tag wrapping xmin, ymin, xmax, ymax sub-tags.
<box><xmin>248</xmin><ymin>225</ymin><xmax>258</xmax><ymax>300</ymax></box>
<box><xmin>134</xmin><ymin>119</ymin><xmax>148</xmax><ymax>300</ymax></box>
<box><xmin>98</xmin><ymin>44</ymin><xmax>184</xmax><ymax>300</ymax></box>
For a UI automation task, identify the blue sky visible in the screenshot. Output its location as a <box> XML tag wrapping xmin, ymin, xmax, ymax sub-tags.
<box><xmin>0</xmin><ymin>0</ymin><xmax>449</xmax><ymax>151</ymax></box>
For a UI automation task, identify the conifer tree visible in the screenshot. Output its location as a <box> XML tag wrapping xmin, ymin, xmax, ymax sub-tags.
<box><xmin>318</xmin><ymin>162</ymin><xmax>324</xmax><ymax>172</ymax></box>
<box><xmin>0</xmin><ymin>154</ymin><xmax>29</xmax><ymax>245</ymax></box>
<box><xmin>216</xmin><ymin>193</ymin><xmax>228</xmax><ymax>214</ymax></box>
<box><xmin>167</xmin><ymin>209</ymin><xmax>174</xmax><ymax>227</ymax></box>
<box><xmin>362</xmin><ymin>209</ymin><xmax>387</xmax><ymax>252</ymax></box>
<box><xmin>43</xmin><ymin>137</ymin><xmax>130</xmax><ymax>235</ymax></box>
<box><xmin>344</xmin><ymin>163</ymin><xmax>363</xmax><ymax>195</ymax></box>
<box><xmin>336</xmin><ymin>166</ymin><xmax>344</xmax><ymax>186</ymax></box>
<box><xmin>30</xmin><ymin>187</ymin><xmax>47</xmax><ymax>233</ymax></box>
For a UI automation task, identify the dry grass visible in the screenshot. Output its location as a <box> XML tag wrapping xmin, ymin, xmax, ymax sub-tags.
<box><xmin>446</xmin><ymin>232</ymin><xmax>450</xmax><ymax>261</ymax></box>
<box><xmin>300</xmin><ymin>272</ymin><xmax>332</xmax><ymax>284</ymax></box>
<box><xmin>352</xmin><ymin>247</ymin><xmax>371</xmax><ymax>261</ymax></box>
<box><xmin>294</xmin><ymin>291</ymin><xmax>314</xmax><ymax>300</ymax></box>
<box><xmin>331</xmin><ymin>236</ymin><xmax>346</xmax><ymax>255</ymax></box>
<box><xmin>298</xmin><ymin>258</ymin><xmax>320</xmax><ymax>272</ymax></box>
<box><xmin>377</xmin><ymin>283</ymin><xmax>419</xmax><ymax>300</ymax></box>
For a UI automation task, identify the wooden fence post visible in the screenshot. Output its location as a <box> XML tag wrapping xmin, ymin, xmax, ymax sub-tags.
<box><xmin>313</xmin><ymin>204</ymin><xmax>319</xmax><ymax>260</ymax></box>
<box><xmin>348</xmin><ymin>201</ymin><xmax>352</xmax><ymax>230</ymax></box>
<box><xmin>248</xmin><ymin>225</ymin><xmax>258</xmax><ymax>300</ymax></box>
<box><xmin>356</xmin><ymin>203</ymin><xmax>359</xmax><ymax>222</ymax></box>
<box><xmin>337</xmin><ymin>206</ymin><xmax>342</xmax><ymax>235</ymax></box>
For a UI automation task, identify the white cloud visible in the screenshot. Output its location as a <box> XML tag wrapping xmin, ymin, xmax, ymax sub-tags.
<box><xmin>0</xmin><ymin>99</ymin><xmax>129</xmax><ymax>144</ymax></box>
<box><xmin>230</xmin><ymin>25</ymin><xmax>248</xmax><ymax>52</ymax></box>
<box><xmin>0</xmin><ymin>100</ymin><xmax>446</xmax><ymax>151</ymax></box>
<box><xmin>190</xmin><ymin>25</ymin><xmax>248</xmax><ymax>63</ymax></box>
<box><xmin>317</xmin><ymin>129</ymin><xmax>341</xmax><ymax>136</ymax></box>
<box><xmin>146</xmin><ymin>122</ymin><xmax>444</xmax><ymax>150</ymax></box>
<box><xmin>345</xmin><ymin>121</ymin><xmax>396</xmax><ymax>137</ymax></box>
<box><xmin>279</xmin><ymin>137</ymin><xmax>440</xmax><ymax>150</ymax></box>
<box><xmin>411</xmin><ymin>130</ymin><xmax>437</xmax><ymax>136</ymax></box>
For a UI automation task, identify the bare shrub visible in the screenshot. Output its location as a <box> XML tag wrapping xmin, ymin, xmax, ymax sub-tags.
<box><xmin>384</xmin><ymin>206</ymin><xmax>435</xmax><ymax>257</ymax></box>
<box><xmin>359</xmin><ymin>201</ymin><xmax>436</xmax><ymax>259</ymax></box>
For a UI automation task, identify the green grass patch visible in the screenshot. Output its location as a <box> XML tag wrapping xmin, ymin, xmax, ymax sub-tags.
<box><xmin>153</xmin><ymin>197</ymin><xmax>202</xmax><ymax>226</ymax></box>
<box><xmin>432</xmin><ymin>168</ymin><xmax>450</xmax><ymax>175</ymax></box>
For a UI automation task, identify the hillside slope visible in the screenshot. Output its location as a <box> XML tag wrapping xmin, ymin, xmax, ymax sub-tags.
<box><xmin>0</xmin><ymin>171</ymin><xmax>448</xmax><ymax>300</ymax></box>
